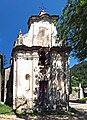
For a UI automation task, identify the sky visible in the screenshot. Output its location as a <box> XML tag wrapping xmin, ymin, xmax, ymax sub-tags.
<box><xmin>0</xmin><ymin>0</ymin><xmax>79</xmax><ymax>68</ymax></box>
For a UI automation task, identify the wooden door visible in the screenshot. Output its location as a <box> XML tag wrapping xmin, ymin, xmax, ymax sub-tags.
<box><xmin>39</xmin><ymin>81</ymin><xmax>48</xmax><ymax>106</ymax></box>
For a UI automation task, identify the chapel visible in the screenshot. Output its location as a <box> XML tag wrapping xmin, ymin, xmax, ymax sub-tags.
<box><xmin>4</xmin><ymin>10</ymin><xmax>70</xmax><ymax>111</ymax></box>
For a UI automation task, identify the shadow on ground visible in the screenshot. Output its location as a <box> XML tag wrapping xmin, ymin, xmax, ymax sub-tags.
<box><xmin>12</xmin><ymin>107</ymin><xmax>87</xmax><ymax>120</ymax></box>
<box><xmin>68</xmin><ymin>107</ymin><xmax>87</xmax><ymax>120</ymax></box>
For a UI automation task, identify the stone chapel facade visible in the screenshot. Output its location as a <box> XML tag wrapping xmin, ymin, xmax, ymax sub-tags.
<box><xmin>4</xmin><ymin>10</ymin><xmax>70</xmax><ymax>111</ymax></box>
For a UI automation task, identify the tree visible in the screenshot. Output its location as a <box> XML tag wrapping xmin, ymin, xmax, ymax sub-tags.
<box><xmin>0</xmin><ymin>54</ymin><xmax>7</xmax><ymax>101</ymax></box>
<box><xmin>2</xmin><ymin>54</ymin><xmax>7</xmax><ymax>67</ymax></box>
<box><xmin>58</xmin><ymin>0</ymin><xmax>87</xmax><ymax>61</ymax></box>
<box><xmin>70</xmin><ymin>61</ymin><xmax>87</xmax><ymax>86</ymax></box>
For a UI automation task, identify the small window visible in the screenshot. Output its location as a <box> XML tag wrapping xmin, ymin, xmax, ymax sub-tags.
<box><xmin>25</xmin><ymin>74</ymin><xmax>30</xmax><ymax>80</ymax></box>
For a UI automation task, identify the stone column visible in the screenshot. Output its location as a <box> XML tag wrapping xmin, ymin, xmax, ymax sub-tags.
<box><xmin>66</xmin><ymin>55</ymin><xmax>70</xmax><ymax>111</ymax></box>
<box><xmin>13</xmin><ymin>58</ymin><xmax>17</xmax><ymax>109</ymax></box>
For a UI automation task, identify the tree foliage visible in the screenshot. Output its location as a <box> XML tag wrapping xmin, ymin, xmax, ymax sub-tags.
<box><xmin>58</xmin><ymin>0</ymin><xmax>87</xmax><ymax>61</ymax></box>
<box><xmin>70</xmin><ymin>61</ymin><xmax>87</xmax><ymax>87</ymax></box>
<box><xmin>3</xmin><ymin>54</ymin><xmax>7</xmax><ymax>67</ymax></box>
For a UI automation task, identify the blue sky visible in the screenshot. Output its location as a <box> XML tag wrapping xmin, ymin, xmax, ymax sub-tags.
<box><xmin>0</xmin><ymin>0</ymin><xmax>78</xmax><ymax>67</ymax></box>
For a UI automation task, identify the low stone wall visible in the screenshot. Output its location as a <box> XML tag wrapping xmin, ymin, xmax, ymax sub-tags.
<box><xmin>69</xmin><ymin>87</ymin><xmax>78</xmax><ymax>100</ymax></box>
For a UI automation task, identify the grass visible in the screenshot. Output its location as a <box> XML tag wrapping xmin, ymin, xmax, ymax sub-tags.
<box><xmin>0</xmin><ymin>103</ymin><xmax>14</xmax><ymax>114</ymax></box>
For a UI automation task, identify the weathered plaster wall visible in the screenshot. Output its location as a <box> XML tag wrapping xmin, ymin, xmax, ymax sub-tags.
<box><xmin>23</xmin><ymin>20</ymin><xmax>57</xmax><ymax>47</ymax></box>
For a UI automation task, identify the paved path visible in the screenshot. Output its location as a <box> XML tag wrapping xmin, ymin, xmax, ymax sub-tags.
<box><xmin>69</xmin><ymin>102</ymin><xmax>87</xmax><ymax>112</ymax></box>
<box><xmin>0</xmin><ymin>115</ymin><xmax>24</xmax><ymax>120</ymax></box>
<box><xmin>69</xmin><ymin>102</ymin><xmax>87</xmax><ymax>120</ymax></box>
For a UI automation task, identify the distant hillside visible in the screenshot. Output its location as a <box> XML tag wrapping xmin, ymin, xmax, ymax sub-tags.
<box><xmin>70</xmin><ymin>61</ymin><xmax>87</xmax><ymax>87</ymax></box>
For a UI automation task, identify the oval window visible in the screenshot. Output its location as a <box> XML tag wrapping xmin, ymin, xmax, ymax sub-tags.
<box><xmin>25</xmin><ymin>74</ymin><xmax>30</xmax><ymax>80</ymax></box>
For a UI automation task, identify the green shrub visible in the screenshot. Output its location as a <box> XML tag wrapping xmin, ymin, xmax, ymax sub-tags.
<box><xmin>80</xmin><ymin>97</ymin><xmax>87</xmax><ymax>101</ymax></box>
